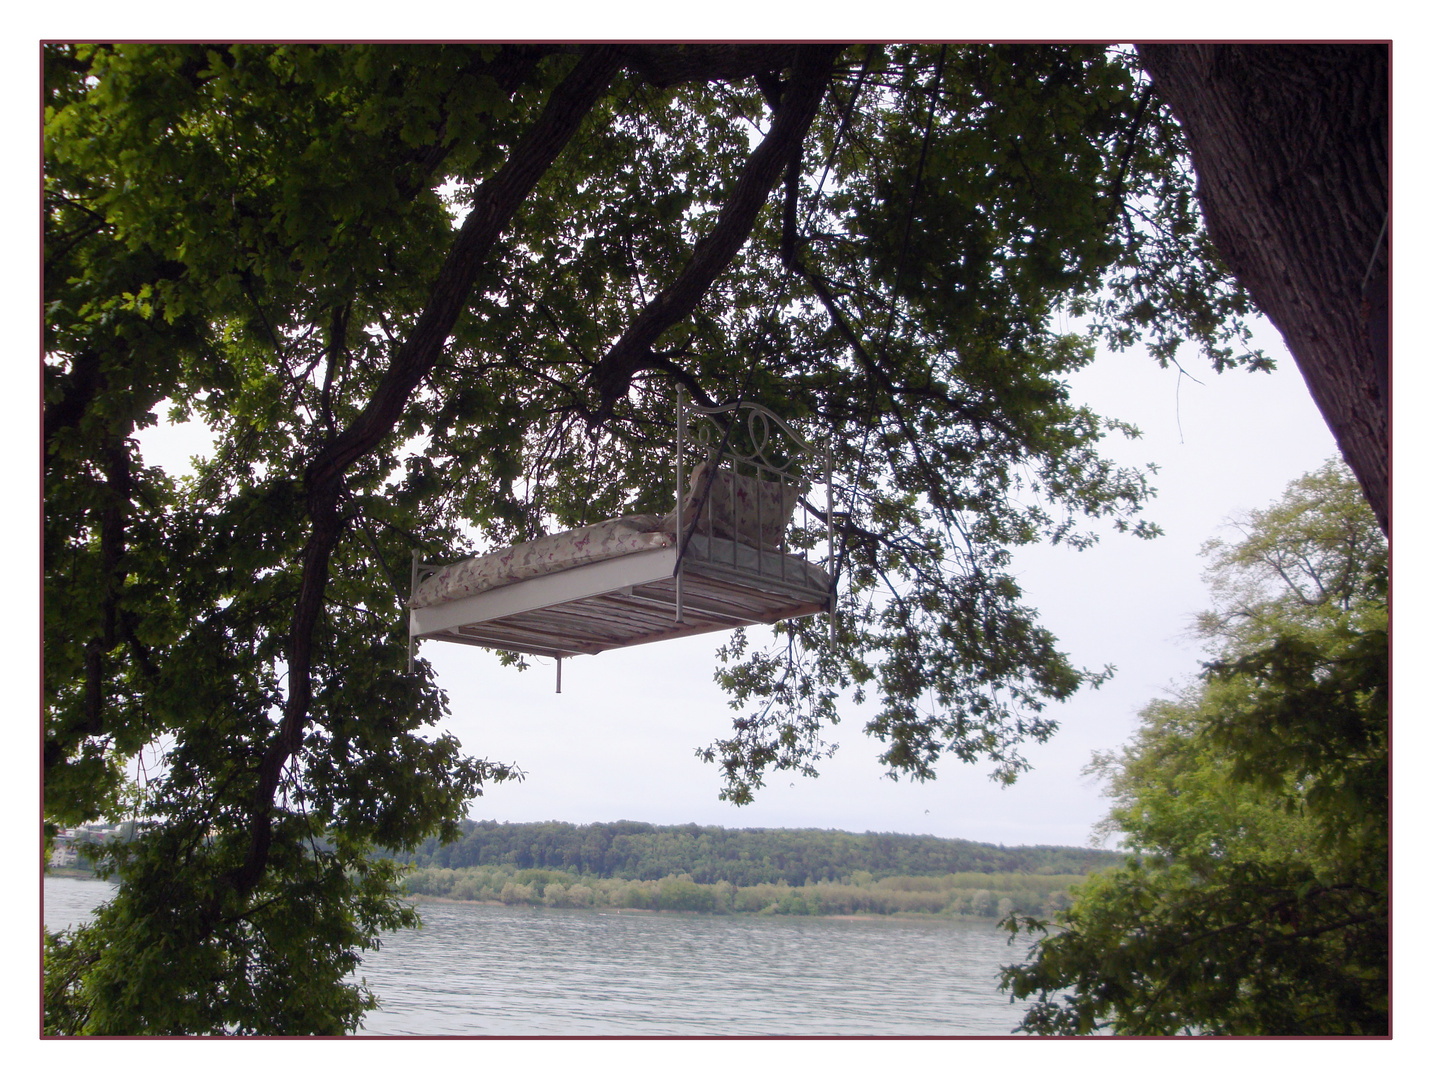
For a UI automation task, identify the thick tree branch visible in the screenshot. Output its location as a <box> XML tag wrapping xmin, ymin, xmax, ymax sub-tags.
<box><xmin>43</xmin><ymin>350</ymin><xmax>104</xmax><ymax>470</ymax></box>
<box><xmin>309</xmin><ymin>47</ymin><xmax>623</xmax><ymax>493</ymax></box>
<box><xmin>395</xmin><ymin>46</ymin><xmax>553</xmax><ymax>201</ymax></box>
<box><xmin>43</xmin><ymin>257</ymin><xmax>190</xmax><ymax>473</ymax></box>
<box><xmin>640</xmin><ymin>355</ymin><xmax>721</xmax><ymax>409</ymax></box>
<box><xmin>589</xmin><ymin>45</ymin><xmax>843</xmax><ymax>415</ymax></box>
<box><xmin>232</xmin><ymin>46</ymin><xmax>624</xmax><ymax>897</ymax></box>
<box><xmin>75</xmin><ymin>435</ymin><xmax>134</xmax><ymax>749</ymax></box>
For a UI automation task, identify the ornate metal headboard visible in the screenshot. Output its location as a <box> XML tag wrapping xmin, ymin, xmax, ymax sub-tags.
<box><xmin>673</xmin><ymin>388</ymin><xmax>835</xmax><ymax>637</ymax></box>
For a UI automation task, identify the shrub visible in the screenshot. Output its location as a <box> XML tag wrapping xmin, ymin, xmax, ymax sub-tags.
<box><xmin>498</xmin><ymin>881</ymin><xmax>537</xmax><ymax>905</ymax></box>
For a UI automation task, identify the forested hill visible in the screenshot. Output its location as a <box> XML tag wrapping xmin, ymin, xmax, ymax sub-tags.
<box><xmin>405</xmin><ymin>820</ymin><xmax>1121</xmax><ymax>886</ymax></box>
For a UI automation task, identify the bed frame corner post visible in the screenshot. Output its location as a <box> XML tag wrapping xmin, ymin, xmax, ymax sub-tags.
<box><xmin>407</xmin><ymin>549</ymin><xmax>421</xmax><ymax>673</ymax></box>
<box><xmin>674</xmin><ymin>385</ymin><xmax>686</xmax><ymax>624</ymax></box>
<box><xmin>827</xmin><ymin>441</ymin><xmax>836</xmax><ymax>647</ymax></box>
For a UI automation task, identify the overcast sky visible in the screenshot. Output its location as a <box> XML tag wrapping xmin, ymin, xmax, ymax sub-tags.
<box><xmin>130</xmin><ymin>317</ymin><xmax>1337</xmax><ymax>849</ymax></box>
<box><xmin>13</xmin><ymin>16</ymin><xmax>1425</xmax><ymax>1074</ymax></box>
<box><xmin>425</xmin><ymin>321</ymin><xmax>1338</xmax><ymax>848</ymax></box>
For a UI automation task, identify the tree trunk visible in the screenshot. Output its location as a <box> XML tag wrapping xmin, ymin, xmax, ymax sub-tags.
<box><xmin>1137</xmin><ymin>45</ymin><xmax>1389</xmax><ymax>536</ymax></box>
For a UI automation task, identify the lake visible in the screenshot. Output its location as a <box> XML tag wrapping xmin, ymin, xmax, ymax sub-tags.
<box><xmin>43</xmin><ymin>875</ymin><xmax>1029</xmax><ymax>1036</ymax></box>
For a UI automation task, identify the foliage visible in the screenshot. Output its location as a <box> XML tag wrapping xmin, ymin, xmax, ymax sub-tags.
<box><xmin>45</xmin><ymin>847</ymin><xmax>414</xmax><ymax>1035</ymax></box>
<box><xmin>44</xmin><ymin>44</ymin><xmax>1263</xmax><ymax>1032</ymax></box>
<box><xmin>403</xmin><ymin>818</ymin><xmax>1121</xmax><ymax>884</ymax></box>
<box><xmin>999</xmin><ymin>461</ymin><xmax>1387</xmax><ymax>1035</ymax></box>
<box><xmin>401</xmin><ymin>863</ymin><xmax>1084</xmax><ymax>920</ymax></box>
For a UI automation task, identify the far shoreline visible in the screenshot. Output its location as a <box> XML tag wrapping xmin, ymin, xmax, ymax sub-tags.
<box><xmin>43</xmin><ymin>875</ymin><xmax>1038</xmax><ymax>927</ymax></box>
<box><xmin>403</xmin><ymin>891</ymin><xmax>1017</xmax><ymax>925</ymax></box>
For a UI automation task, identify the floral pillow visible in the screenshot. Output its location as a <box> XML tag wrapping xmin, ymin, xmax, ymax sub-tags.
<box><xmin>671</xmin><ymin>460</ymin><xmax>806</xmax><ymax>547</ymax></box>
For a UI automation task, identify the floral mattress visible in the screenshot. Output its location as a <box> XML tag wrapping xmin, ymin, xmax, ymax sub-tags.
<box><xmin>409</xmin><ymin>514</ymin><xmax>830</xmax><ymax>611</ymax></box>
<box><xmin>409</xmin><ymin>515</ymin><xmax>675</xmax><ymax>610</ymax></box>
<box><xmin>411</xmin><ymin>462</ymin><xmax>830</xmax><ymax>610</ymax></box>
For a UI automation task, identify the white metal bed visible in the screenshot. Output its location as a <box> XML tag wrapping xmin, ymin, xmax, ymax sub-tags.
<box><xmin>407</xmin><ymin>395</ymin><xmax>835</xmax><ymax>679</ymax></box>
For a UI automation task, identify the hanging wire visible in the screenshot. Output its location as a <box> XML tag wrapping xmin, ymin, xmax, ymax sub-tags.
<box><xmin>348</xmin><ymin>499</ymin><xmax>410</xmax><ymax>609</ymax></box>
<box><xmin>831</xmin><ymin>46</ymin><xmax>947</xmax><ymax>592</ymax></box>
<box><xmin>803</xmin><ymin>45</ymin><xmax>882</xmax><ymax>236</ymax></box>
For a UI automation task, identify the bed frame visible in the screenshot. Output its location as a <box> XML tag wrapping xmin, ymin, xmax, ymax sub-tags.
<box><xmin>407</xmin><ymin>394</ymin><xmax>835</xmax><ymax>677</ymax></box>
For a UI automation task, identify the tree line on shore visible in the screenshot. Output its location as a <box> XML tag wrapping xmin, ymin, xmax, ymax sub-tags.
<box><xmin>401</xmin><ymin>820</ymin><xmax>1123</xmax><ymax>887</ymax></box>
<box><xmin>403</xmin><ymin>864</ymin><xmax>1082</xmax><ymax>919</ymax></box>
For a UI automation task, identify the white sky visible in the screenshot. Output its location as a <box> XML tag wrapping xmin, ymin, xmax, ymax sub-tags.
<box><xmin>134</xmin><ymin>318</ymin><xmax>1336</xmax><ymax>849</ymax></box>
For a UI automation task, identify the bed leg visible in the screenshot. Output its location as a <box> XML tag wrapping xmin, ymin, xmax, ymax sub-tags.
<box><xmin>556</xmin><ymin>655</ymin><xmax>562</xmax><ymax>694</ymax></box>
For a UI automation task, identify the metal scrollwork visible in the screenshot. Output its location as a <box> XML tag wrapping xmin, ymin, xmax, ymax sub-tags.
<box><xmin>688</xmin><ymin>400</ymin><xmax>812</xmax><ymax>483</ymax></box>
<box><xmin>673</xmin><ymin>388</ymin><xmax>837</xmax><ymax>645</ymax></box>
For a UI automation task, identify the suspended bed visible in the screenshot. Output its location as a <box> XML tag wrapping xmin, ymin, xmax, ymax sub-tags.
<box><xmin>407</xmin><ymin>396</ymin><xmax>836</xmax><ymax>678</ymax></box>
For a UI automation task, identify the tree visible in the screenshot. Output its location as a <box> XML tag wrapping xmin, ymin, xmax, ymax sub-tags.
<box><xmin>44</xmin><ymin>44</ymin><xmax>1265</xmax><ymax>1032</ymax></box>
<box><xmin>999</xmin><ymin>460</ymin><xmax>1388</xmax><ymax>1035</ymax></box>
<box><xmin>1136</xmin><ymin>45</ymin><xmax>1390</xmax><ymax>535</ymax></box>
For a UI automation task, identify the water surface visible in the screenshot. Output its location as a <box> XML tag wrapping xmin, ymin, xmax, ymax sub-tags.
<box><xmin>355</xmin><ymin>900</ymin><xmax>1025</xmax><ymax>1035</ymax></box>
<box><xmin>42</xmin><ymin>874</ymin><xmax>115</xmax><ymax>933</ymax></box>
<box><xmin>42</xmin><ymin>877</ymin><xmax>1028</xmax><ymax>1036</ymax></box>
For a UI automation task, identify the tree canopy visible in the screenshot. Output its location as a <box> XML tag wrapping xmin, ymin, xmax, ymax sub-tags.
<box><xmin>999</xmin><ymin>460</ymin><xmax>1388</xmax><ymax>1035</ymax></box>
<box><xmin>44</xmin><ymin>44</ymin><xmax>1271</xmax><ymax>1033</ymax></box>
